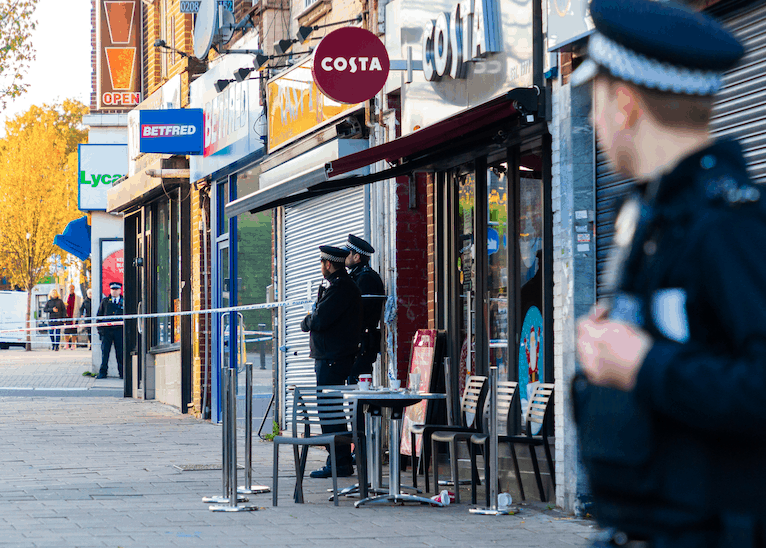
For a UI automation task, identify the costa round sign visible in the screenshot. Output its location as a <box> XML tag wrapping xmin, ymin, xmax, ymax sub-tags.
<box><xmin>312</xmin><ymin>27</ymin><xmax>390</xmax><ymax>104</ymax></box>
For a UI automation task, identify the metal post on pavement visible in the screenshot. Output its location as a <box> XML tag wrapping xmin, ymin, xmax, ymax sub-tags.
<box><xmin>210</xmin><ymin>313</ymin><xmax>257</xmax><ymax>512</ymax></box>
<box><xmin>238</xmin><ymin>361</ymin><xmax>270</xmax><ymax>495</ymax></box>
<box><xmin>258</xmin><ymin>323</ymin><xmax>266</xmax><ymax>370</ymax></box>
<box><xmin>470</xmin><ymin>366</ymin><xmax>513</xmax><ymax>515</ymax></box>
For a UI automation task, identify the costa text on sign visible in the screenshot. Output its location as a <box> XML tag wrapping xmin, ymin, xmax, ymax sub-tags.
<box><xmin>312</xmin><ymin>27</ymin><xmax>390</xmax><ymax>104</ymax></box>
<box><xmin>422</xmin><ymin>0</ymin><xmax>501</xmax><ymax>81</ymax></box>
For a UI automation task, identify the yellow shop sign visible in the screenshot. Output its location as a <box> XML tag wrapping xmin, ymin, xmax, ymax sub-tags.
<box><xmin>267</xmin><ymin>58</ymin><xmax>361</xmax><ymax>151</ymax></box>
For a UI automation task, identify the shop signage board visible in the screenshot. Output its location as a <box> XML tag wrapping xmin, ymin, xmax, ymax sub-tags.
<box><xmin>139</xmin><ymin>109</ymin><xmax>204</xmax><ymax>155</ymax></box>
<box><xmin>127</xmin><ymin>74</ymin><xmax>182</xmax><ymax>174</ymax></box>
<box><xmin>312</xmin><ymin>27</ymin><xmax>390</xmax><ymax>104</ymax></box>
<box><xmin>96</xmin><ymin>0</ymin><xmax>142</xmax><ymax>109</ymax></box>
<box><xmin>268</xmin><ymin>58</ymin><xmax>361</xmax><ymax>151</ymax></box>
<box><xmin>100</xmin><ymin>239</ymin><xmax>124</xmax><ymax>299</ymax></box>
<box><xmin>78</xmin><ymin>144</ymin><xmax>129</xmax><ymax>211</ymax></box>
<box><xmin>189</xmin><ymin>34</ymin><xmax>265</xmax><ymax>182</ymax></box>
<box><xmin>385</xmin><ymin>0</ymin><xmax>533</xmax><ymax>135</ymax></box>
<box><xmin>547</xmin><ymin>0</ymin><xmax>594</xmax><ymax>51</ymax></box>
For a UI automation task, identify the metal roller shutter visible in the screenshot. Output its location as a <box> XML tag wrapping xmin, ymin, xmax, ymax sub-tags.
<box><xmin>594</xmin><ymin>0</ymin><xmax>766</xmax><ymax>298</ymax></box>
<box><xmin>280</xmin><ymin>187</ymin><xmax>366</xmax><ymax>428</ymax></box>
<box><xmin>710</xmin><ymin>2</ymin><xmax>766</xmax><ymax>184</ymax></box>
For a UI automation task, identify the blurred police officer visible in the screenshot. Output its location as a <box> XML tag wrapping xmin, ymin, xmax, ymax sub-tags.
<box><xmin>96</xmin><ymin>282</ymin><xmax>124</xmax><ymax>379</ymax></box>
<box><xmin>300</xmin><ymin>245</ymin><xmax>362</xmax><ymax>478</ymax></box>
<box><xmin>572</xmin><ymin>1</ymin><xmax>766</xmax><ymax>547</ymax></box>
<box><xmin>343</xmin><ymin>234</ymin><xmax>385</xmax><ymax>384</ymax></box>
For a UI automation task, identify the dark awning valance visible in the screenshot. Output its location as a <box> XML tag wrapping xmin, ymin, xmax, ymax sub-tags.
<box><xmin>226</xmin><ymin>92</ymin><xmax>520</xmax><ymax>216</ymax></box>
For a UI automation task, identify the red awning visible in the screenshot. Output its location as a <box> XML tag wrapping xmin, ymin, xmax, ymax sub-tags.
<box><xmin>326</xmin><ymin>94</ymin><xmax>517</xmax><ymax>178</ymax></box>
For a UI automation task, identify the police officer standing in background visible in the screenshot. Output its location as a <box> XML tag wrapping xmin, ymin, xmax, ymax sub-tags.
<box><xmin>343</xmin><ymin>234</ymin><xmax>385</xmax><ymax>384</ymax></box>
<box><xmin>97</xmin><ymin>282</ymin><xmax>124</xmax><ymax>379</ymax></box>
<box><xmin>573</xmin><ymin>1</ymin><xmax>766</xmax><ymax>547</ymax></box>
<box><xmin>301</xmin><ymin>245</ymin><xmax>362</xmax><ymax>478</ymax></box>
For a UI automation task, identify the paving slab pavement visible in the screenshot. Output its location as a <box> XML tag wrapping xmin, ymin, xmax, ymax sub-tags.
<box><xmin>0</xmin><ymin>349</ymin><xmax>598</xmax><ymax>547</ymax></box>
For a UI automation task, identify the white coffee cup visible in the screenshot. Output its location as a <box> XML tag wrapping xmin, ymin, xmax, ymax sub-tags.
<box><xmin>497</xmin><ymin>492</ymin><xmax>513</xmax><ymax>509</ymax></box>
<box><xmin>358</xmin><ymin>374</ymin><xmax>372</xmax><ymax>391</ymax></box>
<box><xmin>390</xmin><ymin>379</ymin><xmax>401</xmax><ymax>390</ymax></box>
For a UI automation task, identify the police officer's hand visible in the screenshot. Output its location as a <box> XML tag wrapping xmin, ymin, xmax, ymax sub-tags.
<box><xmin>576</xmin><ymin>317</ymin><xmax>653</xmax><ymax>391</ymax></box>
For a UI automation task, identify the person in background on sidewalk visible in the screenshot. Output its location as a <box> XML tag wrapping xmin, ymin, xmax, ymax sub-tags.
<box><xmin>300</xmin><ymin>245</ymin><xmax>362</xmax><ymax>479</ymax></box>
<box><xmin>43</xmin><ymin>289</ymin><xmax>66</xmax><ymax>351</ymax></box>
<box><xmin>343</xmin><ymin>234</ymin><xmax>385</xmax><ymax>385</ymax></box>
<box><xmin>96</xmin><ymin>282</ymin><xmax>124</xmax><ymax>379</ymax></box>
<box><xmin>79</xmin><ymin>288</ymin><xmax>92</xmax><ymax>350</ymax></box>
<box><xmin>64</xmin><ymin>284</ymin><xmax>77</xmax><ymax>350</ymax></box>
<box><xmin>572</xmin><ymin>1</ymin><xmax>766</xmax><ymax>547</ymax></box>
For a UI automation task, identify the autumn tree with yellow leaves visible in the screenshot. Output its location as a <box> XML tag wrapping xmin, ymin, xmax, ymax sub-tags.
<box><xmin>0</xmin><ymin>100</ymin><xmax>88</xmax><ymax>348</ymax></box>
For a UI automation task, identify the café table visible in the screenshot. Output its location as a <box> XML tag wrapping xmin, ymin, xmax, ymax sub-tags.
<box><xmin>343</xmin><ymin>389</ymin><xmax>447</xmax><ymax>507</ymax></box>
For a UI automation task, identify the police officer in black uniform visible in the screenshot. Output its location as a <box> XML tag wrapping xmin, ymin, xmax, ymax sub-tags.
<box><xmin>96</xmin><ymin>282</ymin><xmax>124</xmax><ymax>379</ymax></box>
<box><xmin>343</xmin><ymin>234</ymin><xmax>385</xmax><ymax>384</ymax></box>
<box><xmin>572</xmin><ymin>2</ymin><xmax>766</xmax><ymax>547</ymax></box>
<box><xmin>301</xmin><ymin>245</ymin><xmax>362</xmax><ymax>478</ymax></box>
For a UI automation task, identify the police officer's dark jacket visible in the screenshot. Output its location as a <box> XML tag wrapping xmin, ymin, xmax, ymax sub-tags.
<box><xmin>574</xmin><ymin>139</ymin><xmax>766</xmax><ymax>542</ymax></box>
<box><xmin>97</xmin><ymin>296</ymin><xmax>123</xmax><ymax>334</ymax></box>
<box><xmin>349</xmin><ymin>263</ymin><xmax>385</xmax><ymax>331</ymax></box>
<box><xmin>300</xmin><ymin>268</ymin><xmax>362</xmax><ymax>360</ymax></box>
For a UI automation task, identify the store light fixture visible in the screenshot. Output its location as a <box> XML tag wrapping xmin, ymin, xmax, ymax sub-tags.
<box><xmin>296</xmin><ymin>14</ymin><xmax>364</xmax><ymax>43</ymax></box>
<box><xmin>214</xmin><ymin>79</ymin><xmax>234</xmax><ymax>93</ymax></box>
<box><xmin>254</xmin><ymin>49</ymin><xmax>312</xmax><ymax>71</ymax></box>
<box><xmin>233</xmin><ymin>67</ymin><xmax>254</xmax><ymax>82</ymax></box>
<box><xmin>274</xmin><ymin>38</ymin><xmax>299</xmax><ymax>55</ymax></box>
<box><xmin>154</xmin><ymin>39</ymin><xmax>190</xmax><ymax>59</ymax></box>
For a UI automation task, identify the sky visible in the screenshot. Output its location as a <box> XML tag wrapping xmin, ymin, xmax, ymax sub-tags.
<box><xmin>0</xmin><ymin>0</ymin><xmax>92</xmax><ymax>130</ymax></box>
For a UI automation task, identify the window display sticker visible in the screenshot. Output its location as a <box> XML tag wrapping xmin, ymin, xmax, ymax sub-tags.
<box><xmin>518</xmin><ymin>306</ymin><xmax>544</xmax><ymax>435</ymax></box>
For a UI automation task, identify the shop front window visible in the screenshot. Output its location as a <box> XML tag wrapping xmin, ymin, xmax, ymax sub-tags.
<box><xmin>457</xmin><ymin>171</ymin><xmax>475</xmax><ymax>394</ymax></box>
<box><xmin>151</xmin><ymin>193</ymin><xmax>180</xmax><ymax>348</ymax></box>
<box><xmin>518</xmin><ymin>160</ymin><xmax>544</xmax><ymax>430</ymax></box>
<box><xmin>487</xmin><ymin>163</ymin><xmax>509</xmax><ymax>378</ymax></box>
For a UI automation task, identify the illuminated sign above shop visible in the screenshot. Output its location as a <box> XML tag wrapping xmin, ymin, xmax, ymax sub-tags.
<box><xmin>139</xmin><ymin>109</ymin><xmax>204</xmax><ymax>155</ymax></box>
<box><xmin>97</xmin><ymin>0</ymin><xmax>142</xmax><ymax>109</ymax></box>
<box><xmin>268</xmin><ymin>58</ymin><xmax>360</xmax><ymax>151</ymax></box>
<box><xmin>78</xmin><ymin>144</ymin><xmax>129</xmax><ymax>211</ymax></box>
<box><xmin>312</xmin><ymin>27</ymin><xmax>390</xmax><ymax>104</ymax></box>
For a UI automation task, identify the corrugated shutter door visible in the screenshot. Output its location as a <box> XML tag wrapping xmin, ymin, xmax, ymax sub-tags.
<box><xmin>710</xmin><ymin>2</ymin><xmax>766</xmax><ymax>185</ymax></box>
<box><xmin>595</xmin><ymin>147</ymin><xmax>635</xmax><ymax>297</ymax></box>
<box><xmin>281</xmin><ymin>187</ymin><xmax>366</xmax><ymax>428</ymax></box>
<box><xmin>595</xmin><ymin>1</ymin><xmax>766</xmax><ymax>299</ymax></box>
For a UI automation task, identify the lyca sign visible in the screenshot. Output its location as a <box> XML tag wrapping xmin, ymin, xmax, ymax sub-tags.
<box><xmin>422</xmin><ymin>0</ymin><xmax>501</xmax><ymax>80</ymax></box>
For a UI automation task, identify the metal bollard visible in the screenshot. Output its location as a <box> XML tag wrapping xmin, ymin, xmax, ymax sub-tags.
<box><xmin>258</xmin><ymin>323</ymin><xmax>266</xmax><ymax>370</ymax></box>
<box><xmin>470</xmin><ymin>366</ymin><xmax>513</xmax><ymax>515</ymax></box>
<box><xmin>238</xmin><ymin>361</ymin><xmax>270</xmax><ymax>495</ymax></box>
<box><xmin>204</xmin><ymin>314</ymin><xmax>253</xmax><ymax>509</ymax></box>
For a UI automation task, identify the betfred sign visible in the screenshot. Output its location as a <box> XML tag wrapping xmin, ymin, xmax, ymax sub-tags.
<box><xmin>139</xmin><ymin>109</ymin><xmax>204</xmax><ymax>155</ymax></box>
<box><xmin>312</xmin><ymin>27</ymin><xmax>390</xmax><ymax>104</ymax></box>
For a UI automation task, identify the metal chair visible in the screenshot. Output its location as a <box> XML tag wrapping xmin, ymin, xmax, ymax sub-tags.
<box><xmin>470</xmin><ymin>383</ymin><xmax>555</xmax><ymax>502</ymax></box>
<box><xmin>431</xmin><ymin>381</ymin><xmax>518</xmax><ymax>504</ymax></box>
<box><xmin>272</xmin><ymin>386</ymin><xmax>360</xmax><ymax>506</ymax></box>
<box><xmin>410</xmin><ymin>375</ymin><xmax>487</xmax><ymax>493</ymax></box>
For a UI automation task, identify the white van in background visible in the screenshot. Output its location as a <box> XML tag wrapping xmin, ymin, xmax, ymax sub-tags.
<box><xmin>0</xmin><ymin>290</ymin><xmax>28</xmax><ymax>349</ymax></box>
